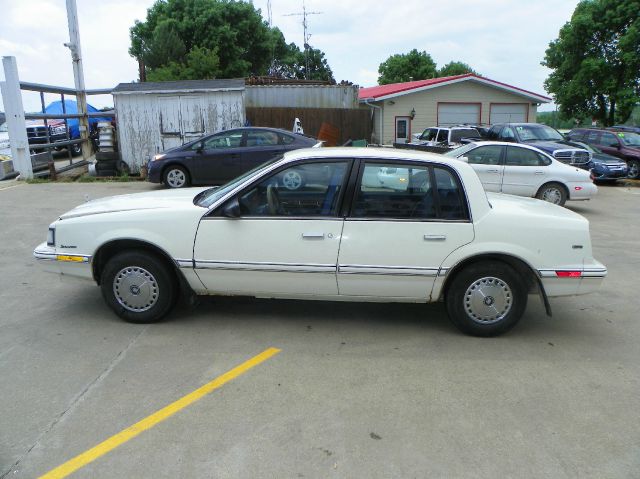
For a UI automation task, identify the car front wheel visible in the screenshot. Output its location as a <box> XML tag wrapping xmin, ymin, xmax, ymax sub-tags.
<box><xmin>446</xmin><ymin>262</ymin><xmax>527</xmax><ymax>337</ymax></box>
<box><xmin>164</xmin><ymin>165</ymin><xmax>190</xmax><ymax>188</ymax></box>
<box><xmin>536</xmin><ymin>182</ymin><xmax>567</xmax><ymax>206</ymax></box>
<box><xmin>100</xmin><ymin>251</ymin><xmax>177</xmax><ymax>323</ymax></box>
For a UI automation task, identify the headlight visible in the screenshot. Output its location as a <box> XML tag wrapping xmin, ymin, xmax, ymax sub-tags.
<box><xmin>47</xmin><ymin>227</ymin><xmax>55</xmax><ymax>247</ymax></box>
<box><xmin>153</xmin><ymin>154</ymin><xmax>166</xmax><ymax>161</ymax></box>
<box><xmin>51</xmin><ymin>125</ymin><xmax>66</xmax><ymax>135</ymax></box>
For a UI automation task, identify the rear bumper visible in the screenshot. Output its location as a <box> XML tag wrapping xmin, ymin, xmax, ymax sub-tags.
<box><xmin>568</xmin><ymin>182</ymin><xmax>597</xmax><ymax>201</ymax></box>
<box><xmin>539</xmin><ymin>260</ymin><xmax>607</xmax><ymax>297</ymax></box>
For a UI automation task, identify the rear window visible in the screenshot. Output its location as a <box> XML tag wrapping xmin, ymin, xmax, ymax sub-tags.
<box><xmin>450</xmin><ymin>129</ymin><xmax>481</xmax><ymax>142</ymax></box>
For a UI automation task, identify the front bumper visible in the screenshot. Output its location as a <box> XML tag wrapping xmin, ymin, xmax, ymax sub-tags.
<box><xmin>33</xmin><ymin>242</ymin><xmax>93</xmax><ymax>281</ymax></box>
<box><xmin>147</xmin><ymin>159</ymin><xmax>163</xmax><ymax>183</ymax></box>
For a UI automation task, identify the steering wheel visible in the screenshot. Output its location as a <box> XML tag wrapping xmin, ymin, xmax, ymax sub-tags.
<box><xmin>266</xmin><ymin>185</ymin><xmax>282</xmax><ymax>215</ymax></box>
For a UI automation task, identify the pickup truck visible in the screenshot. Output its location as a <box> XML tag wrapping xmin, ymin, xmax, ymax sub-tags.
<box><xmin>26</xmin><ymin>100</ymin><xmax>112</xmax><ymax>156</ymax></box>
<box><xmin>486</xmin><ymin>123</ymin><xmax>591</xmax><ymax>167</ymax></box>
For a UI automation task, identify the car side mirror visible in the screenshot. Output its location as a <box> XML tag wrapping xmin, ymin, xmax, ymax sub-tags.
<box><xmin>221</xmin><ymin>197</ymin><xmax>241</xmax><ymax>218</ymax></box>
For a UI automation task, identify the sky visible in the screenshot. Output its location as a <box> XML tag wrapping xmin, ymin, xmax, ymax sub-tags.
<box><xmin>0</xmin><ymin>0</ymin><xmax>580</xmax><ymax>113</ymax></box>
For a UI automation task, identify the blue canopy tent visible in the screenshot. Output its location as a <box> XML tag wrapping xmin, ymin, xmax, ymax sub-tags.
<box><xmin>44</xmin><ymin>100</ymin><xmax>113</xmax><ymax>138</ymax></box>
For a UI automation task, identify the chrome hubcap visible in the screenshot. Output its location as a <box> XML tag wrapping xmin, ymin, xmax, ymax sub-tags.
<box><xmin>464</xmin><ymin>276</ymin><xmax>513</xmax><ymax>324</ymax></box>
<box><xmin>541</xmin><ymin>187</ymin><xmax>562</xmax><ymax>204</ymax></box>
<box><xmin>166</xmin><ymin>169</ymin><xmax>186</xmax><ymax>188</ymax></box>
<box><xmin>629</xmin><ymin>162</ymin><xmax>639</xmax><ymax>178</ymax></box>
<box><xmin>113</xmin><ymin>266</ymin><xmax>159</xmax><ymax>312</ymax></box>
<box><xmin>282</xmin><ymin>171</ymin><xmax>302</xmax><ymax>190</ymax></box>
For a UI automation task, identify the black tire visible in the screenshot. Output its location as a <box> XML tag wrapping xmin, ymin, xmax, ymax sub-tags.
<box><xmin>627</xmin><ymin>159</ymin><xmax>640</xmax><ymax>179</ymax></box>
<box><xmin>536</xmin><ymin>182</ymin><xmax>567</xmax><ymax>206</ymax></box>
<box><xmin>163</xmin><ymin>165</ymin><xmax>190</xmax><ymax>188</ymax></box>
<box><xmin>100</xmin><ymin>250</ymin><xmax>178</xmax><ymax>323</ymax></box>
<box><xmin>445</xmin><ymin>262</ymin><xmax>527</xmax><ymax>337</ymax></box>
<box><xmin>70</xmin><ymin>142</ymin><xmax>82</xmax><ymax>156</ymax></box>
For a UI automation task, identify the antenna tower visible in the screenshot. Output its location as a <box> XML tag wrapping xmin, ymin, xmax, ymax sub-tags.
<box><xmin>283</xmin><ymin>1</ymin><xmax>323</xmax><ymax>79</ymax></box>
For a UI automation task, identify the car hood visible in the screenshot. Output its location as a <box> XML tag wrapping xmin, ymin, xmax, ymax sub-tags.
<box><xmin>59</xmin><ymin>187</ymin><xmax>211</xmax><ymax>219</ymax></box>
<box><xmin>522</xmin><ymin>139</ymin><xmax>582</xmax><ymax>150</ymax></box>
<box><xmin>486</xmin><ymin>192</ymin><xmax>587</xmax><ymax>222</ymax></box>
<box><xmin>591</xmin><ymin>152</ymin><xmax>626</xmax><ymax>164</ymax></box>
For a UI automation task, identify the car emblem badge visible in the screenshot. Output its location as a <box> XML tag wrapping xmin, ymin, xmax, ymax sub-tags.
<box><xmin>130</xmin><ymin>285</ymin><xmax>141</xmax><ymax>295</ymax></box>
<box><xmin>484</xmin><ymin>296</ymin><xmax>495</xmax><ymax>306</ymax></box>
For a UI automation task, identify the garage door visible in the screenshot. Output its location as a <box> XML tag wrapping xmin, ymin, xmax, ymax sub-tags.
<box><xmin>490</xmin><ymin>104</ymin><xmax>528</xmax><ymax>123</ymax></box>
<box><xmin>438</xmin><ymin>103</ymin><xmax>480</xmax><ymax>126</ymax></box>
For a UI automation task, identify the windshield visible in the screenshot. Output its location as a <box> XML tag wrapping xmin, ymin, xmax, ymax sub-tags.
<box><xmin>450</xmin><ymin>129</ymin><xmax>481</xmax><ymax>143</ymax></box>
<box><xmin>444</xmin><ymin>143</ymin><xmax>478</xmax><ymax>157</ymax></box>
<box><xmin>515</xmin><ymin>124</ymin><xmax>564</xmax><ymax>142</ymax></box>
<box><xmin>617</xmin><ymin>132</ymin><xmax>640</xmax><ymax>147</ymax></box>
<box><xmin>194</xmin><ymin>156</ymin><xmax>282</xmax><ymax>208</ymax></box>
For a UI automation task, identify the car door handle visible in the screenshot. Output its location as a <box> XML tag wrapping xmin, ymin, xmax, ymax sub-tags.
<box><xmin>534</xmin><ymin>171</ymin><xmax>545</xmax><ymax>175</ymax></box>
<box><xmin>230</xmin><ymin>153</ymin><xmax>241</xmax><ymax>159</ymax></box>
<box><xmin>424</xmin><ymin>234</ymin><xmax>446</xmax><ymax>241</ymax></box>
<box><xmin>487</xmin><ymin>169</ymin><xmax>500</xmax><ymax>173</ymax></box>
<box><xmin>302</xmin><ymin>232</ymin><xmax>325</xmax><ymax>239</ymax></box>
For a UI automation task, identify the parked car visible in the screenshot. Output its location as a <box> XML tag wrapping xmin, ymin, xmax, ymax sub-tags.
<box><xmin>34</xmin><ymin>147</ymin><xmax>606</xmax><ymax>337</ymax></box>
<box><xmin>0</xmin><ymin>122</ymin><xmax>10</xmax><ymax>157</ymax></box>
<box><xmin>485</xmin><ymin>123</ymin><xmax>593</xmax><ymax>167</ymax></box>
<box><xmin>26</xmin><ymin>100</ymin><xmax>111</xmax><ymax>156</ymax></box>
<box><xmin>609</xmin><ymin>125</ymin><xmax>640</xmax><ymax>134</ymax></box>
<box><xmin>148</xmin><ymin>127</ymin><xmax>322</xmax><ymax>188</ymax></box>
<box><xmin>444</xmin><ymin>142</ymin><xmax>597</xmax><ymax>206</ymax></box>
<box><xmin>566</xmin><ymin>128</ymin><xmax>640</xmax><ymax>179</ymax></box>
<box><xmin>570</xmin><ymin>142</ymin><xmax>628</xmax><ymax>182</ymax></box>
<box><xmin>411</xmin><ymin>126</ymin><xmax>482</xmax><ymax>147</ymax></box>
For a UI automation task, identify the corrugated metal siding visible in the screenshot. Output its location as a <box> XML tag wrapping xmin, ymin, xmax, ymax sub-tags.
<box><xmin>114</xmin><ymin>91</ymin><xmax>244</xmax><ymax>172</ymax></box>
<box><xmin>245</xmin><ymin>85</ymin><xmax>359</xmax><ymax>109</ymax></box>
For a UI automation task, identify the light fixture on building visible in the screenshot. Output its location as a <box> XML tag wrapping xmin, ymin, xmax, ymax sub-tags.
<box><xmin>410</xmin><ymin>108</ymin><xmax>416</xmax><ymax>119</ymax></box>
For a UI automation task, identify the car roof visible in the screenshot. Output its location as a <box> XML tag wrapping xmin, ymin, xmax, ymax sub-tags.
<box><xmin>461</xmin><ymin>140</ymin><xmax>571</xmax><ymax>156</ymax></box>
<box><xmin>283</xmin><ymin>146</ymin><xmax>467</xmax><ymax>165</ymax></box>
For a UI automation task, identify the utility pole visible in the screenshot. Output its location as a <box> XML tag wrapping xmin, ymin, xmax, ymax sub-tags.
<box><xmin>284</xmin><ymin>1</ymin><xmax>323</xmax><ymax>79</ymax></box>
<box><xmin>64</xmin><ymin>0</ymin><xmax>91</xmax><ymax>160</ymax></box>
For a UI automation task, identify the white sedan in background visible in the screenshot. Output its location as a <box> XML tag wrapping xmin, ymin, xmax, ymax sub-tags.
<box><xmin>444</xmin><ymin>142</ymin><xmax>597</xmax><ymax>206</ymax></box>
<box><xmin>34</xmin><ymin>148</ymin><xmax>606</xmax><ymax>337</ymax></box>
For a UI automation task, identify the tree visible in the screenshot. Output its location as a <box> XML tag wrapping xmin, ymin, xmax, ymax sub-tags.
<box><xmin>438</xmin><ymin>61</ymin><xmax>477</xmax><ymax>77</ymax></box>
<box><xmin>377</xmin><ymin>49</ymin><xmax>437</xmax><ymax>84</ymax></box>
<box><xmin>542</xmin><ymin>0</ymin><xmax>640</xmax><ymax>125</ymax></box>
<box><xmin>130</xmin><ymin>0</ymin><xmax>334</xmax><ymax>82</ymax></box>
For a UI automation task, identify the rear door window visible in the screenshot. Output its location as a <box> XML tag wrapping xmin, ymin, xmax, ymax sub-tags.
<box><xmin>505</xmin><ymin>146</ymin><xmax>549</xmax><ymax>166</ymax></box>
<box><xmin>466</xmin><ymin>145</ymin><xmax>504</xmax><ymax>165</ymax></box>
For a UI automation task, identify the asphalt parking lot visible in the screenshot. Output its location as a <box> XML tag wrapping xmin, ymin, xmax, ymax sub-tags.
<box><xmin>1</xmin><ymin>180</ymin><xmax>639</xmax><ymax>478</ymax></box>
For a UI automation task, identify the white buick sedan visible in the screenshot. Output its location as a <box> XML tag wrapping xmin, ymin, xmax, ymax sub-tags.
<box><xmin>445</xmin><ymin>142</ymin><xmax>597</xmax><ymax>206</ymax></box>
<box><xmin>34</xmin><ymin>148</ymin><xmax>606</xmax><ymax>336</ymax></box>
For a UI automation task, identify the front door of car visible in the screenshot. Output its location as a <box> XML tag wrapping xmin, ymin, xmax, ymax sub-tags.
<box><xmin>193</xmin><ymin>130</ymin><xmax>245</xmax><ymax>184</ymax></box>
<box><xmin>193</xmin><ymin>160</ymin><xmax>351</xmax><ymax>296</ymax></box>
<box><xmin>501</xmin><ymin>146</ymin><xmax>550</xmax><ymax>196</ymax></box>
<box><xmin>462</xmin><ymin>145</ymin><xmax>505</xmax><ymax>192</ymax></box>
<box><xmin>596</xmin><ymin>131</ymin><xmax>622</xmax><ymax>158</ymax></box>
<box><xmin>241</xmin><ymin>129</ymin><xmax>286</xmax><ymax>171</ymax></box>
<box><xmin>337</xmin><ymin>161</ymin><xmax>475</xmax><ymax>299</ymax></box>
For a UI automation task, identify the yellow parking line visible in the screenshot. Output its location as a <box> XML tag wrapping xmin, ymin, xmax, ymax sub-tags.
<box><xmin>39</xmin><ymin>347</ymin><xmax>281</xmax><ymax>479</ymax></box>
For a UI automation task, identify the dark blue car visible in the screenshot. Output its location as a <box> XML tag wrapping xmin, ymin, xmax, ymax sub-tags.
<box><xmin>572</xmin><ymin>142</ymin><xmax>629</xmax><ymax>182</ymax></box>
<box><xmin>148</xmin><ymin>127</ymin><xmax>321</xmax><ymax>188</ymax></box>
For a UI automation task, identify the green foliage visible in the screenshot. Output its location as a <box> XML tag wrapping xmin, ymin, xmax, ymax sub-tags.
<box><xmin>438</xmin><ymin>61</ymin><xmax>477</xmax><ymax>77</ymax></box>
<box><xmin>130</xmin><ymin>0</ymin><xmax>334</xmax><ymax>82</ymax></box>
<box><xmin>378</xmin><ymin>49</ymin><xmax>437</xmax><ymax>85</ymax></box>
<box><xmin>536</xmin><ymin>111</ymin><xmax>586</xmax><ymax>129</ymax></box>
<box><xmin>543</xmin><ymin>0</ymin><xmax>640</xmax><ymax>126</ymax></box>
<box><xmin>377</xmin><ymin>50</ymin><xmax>479</xmax><ymax>84</ymax></box>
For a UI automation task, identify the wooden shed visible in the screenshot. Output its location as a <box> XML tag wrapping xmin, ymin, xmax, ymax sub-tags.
<box><xmin>112</xmin><ymin>79</ymin><xmax>245</xmax><ymax>172</ymax></box>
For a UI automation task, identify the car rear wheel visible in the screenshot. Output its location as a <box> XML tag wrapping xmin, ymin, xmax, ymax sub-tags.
<box><xmin>627</xmin><ymin>159</ymin><xmax>640</xmax><ymax>179</ymax></box>
<box><xmin>100</xmin><ymin>251</ymin><xmax>178</xmax><ymax>323</ymax></box>
<box><xmin>164</xmin><ymin>165</ymin><xmax>190</xmax><ymax>188</ymax></box>
<box><xmin>536</xmin><ymin>182</ymin><xmax>567</xmax><ymax>206</ymax></box>
<box><xmin>446</xmin><ymin>262</ymin><xmax>527</xmax><ymax>337</ymax></box>
<box><xmin>70</xmin><ymin>142</ymin><xmax>82</xmax><ymax>156</ymax></box>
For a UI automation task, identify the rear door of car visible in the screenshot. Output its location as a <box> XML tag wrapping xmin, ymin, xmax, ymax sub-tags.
<box><xmin>501</xmin><ymin>146</ymin><xmax>551</xmax><ymax>197</ymax></box>
<box><xmin>240</xmin><ymin>129</ymin><xmax>286</xmax><ymax>171</ymax></box>
<box><xmin>462</xmin><ymin>145</ymin><xmax>505</xmax><ymax>192</ymax></box>
<box><xmin>194</xmin><ymin>130</ymin><xmax>246</xmax><ymax>184</ymax></box>
<box><xmin>336</xmin><ymin>160</ymin><xmax>474</xmax><ymax>299</ymax></box>
<box><xmin>596</xmin><ymin>131</ymin><xmax>623</xmax><ymax>158</ymax></box>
